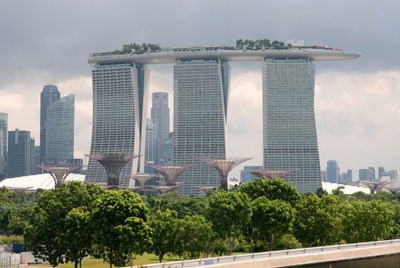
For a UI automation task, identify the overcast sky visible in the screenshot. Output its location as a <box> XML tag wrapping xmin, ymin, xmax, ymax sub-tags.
<box><xmin>0</xmin><ymin>0</ymin><xmax>399</xmax><ymax>178</ymax></box>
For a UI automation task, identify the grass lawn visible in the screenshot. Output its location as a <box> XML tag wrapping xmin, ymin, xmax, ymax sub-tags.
<box><xmin>31</xmin><ymin>253</ymin><xmax>183</xmax><ymax>267</ymax></box>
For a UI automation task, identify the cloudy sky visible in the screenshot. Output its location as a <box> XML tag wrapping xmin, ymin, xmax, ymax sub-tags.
<box><xmin>0</xmin><ymin>0</ymin><xmax>399</xmax><ymax>178</ymax></box>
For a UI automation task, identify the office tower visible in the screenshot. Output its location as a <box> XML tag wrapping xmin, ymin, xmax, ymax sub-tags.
<box><xmin>40</xmin><ymin>85</ymin><xmax>60</xmax><ymax>163</ymax></box>
<box><xmin>263</xmin><ymin>58</ymin><xmax>322</xmax><ymax>192</ymax></box>
<box><xmin>33</xmin><ymin>146</ymin><xmax>41</xmax><ymax>174</ymax></box>
<box><xmin>151</xmin><ymin>92</ymin><xmax>170</xmax><ymax>164</ymax></box>
<box><xmin>7</xmin><ymin>129</ymin><xmax>32</xmax><ymax>177</ymax></box>
<box><xmin>240</xmin><ymin>166</ymin><xmax>263</xmax><ymax>183</ymax></box>
<box><xmin>86</xmin><ymin>64</ymin><xmax>149</xmax><ymax>186</ymax></box>
<box><xmin>45</xmin><ymin>94</ymin><xmax>74</xmax><ymax>161</ymax></box>
<box><xmin>378</xmin><ymin>167</ymin><xmax>386</xmax><ymax>179</ymax></box>
<box><xmin>0</xmin><ymin>113</ymin><xmax>7</xmax><ymax>179</ymax></box>
<box><xmin>144</xmin><ymin>119</ymin><xmax>157</xmax><ymax>166</ymax></box>
<box><xmin>173</xmin><ymin>60</ymin><xmax>229</xmax><ymax>195</ymax></box>
<box><xmin>160</xmin><ymin>132</ymin><xmax>173</xmax><ymax>164</ymax></box>
<box><xmin>347</xmin><ymin>169</ymin><xmax>352</xmax><ymax>182</ymax></box>
<box><xmin>326</xmin><ymin>160</ymin><xmax>340</xmax><ymax>183</ymax></box>
<box><xmin>368</xmin><ymin>167</ymin><xmax>376</xmax><ymax>181</ymax></box>
<box><xmin>359</xmin><ymin>169</ymin><xmax>367</xmax><ymax>180</ymax></box>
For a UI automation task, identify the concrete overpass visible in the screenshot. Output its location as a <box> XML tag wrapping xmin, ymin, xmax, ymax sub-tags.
<box><xmin>127</xmin><ymin>239</ymin><xmax>400</xmax><ymax>268</ymax></box>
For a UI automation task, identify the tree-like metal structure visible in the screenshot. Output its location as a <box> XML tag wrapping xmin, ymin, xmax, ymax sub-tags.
<box><xmin>249</xmin><ymin>168</ymin><xmax>300</xmax><ymax>180</ymax></box>
<box><xmin>198</xmin><ymin>158</ymin><xmax>252</xmax><ymax>190</ymax></box>
<box><xmin>360</xmin><ymin>180</ymin><xmax>392</xmax><ymax>194</ymax></box>
<box><xmin>385</xmin><ymin>186</ymin><xmax>400</xmax><ymax>195</ymax></box>
<box><xmin>150</xmin><ymin>185</ymin><xmax>179</xmax><ymax>194</ymax></box>
<box><xmin>128</xmin><ymin>173</ymin><xmax>159</xmax><ymax>194</ymax></box>
<box><xmin>7</xmin><ymin>186</ymin><xmax>33</xmax><ymax>196</ymax></box>
<box><xmin>148</xmin><ymin>164</ymin><xmax>194</xmax><ymax>186</ymax></box>
<box><xmin>195</xmin><ymin>186</ymin><xmax>217</xmax><ymax>194</ymax></box>
<box><xmin>37</xmin><ymin>165</ymin><xmax>81</xmax><ymax>188</ymax></box>
<box><xmin>85</xmin><ymin>153</ymin><xmax>139</xmax><ymax>187</ymax></box>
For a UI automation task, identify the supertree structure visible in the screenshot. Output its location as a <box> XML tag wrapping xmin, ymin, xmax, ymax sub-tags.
<box><xmin>385</xmin><ymin>186</ymin><xmax>400</xmax><ymax>195</ymax></box>
<box><xmin>150</xmin><ymin>185</ymin><xmax>179</xmax><ymax>194</ymax></box>
<box><xmin>128</xmin><ymin>173</ymin><xmax>158</xmax><ymax>194</ymax></box>
<box><xmin>85</xmin><ymin>153</ymin><xmax>139</xmax><ymax>187</ymax></box>
<box><xmin>360</xmin><ymin>180</ymin><xmax>392</xmax><ymax>194</ymax></box>
<box><xmin>7</xmin><ymin>186</ymin><xmax>33</xmax><ymax>196</ymax></box>
<box><xmin>249</xmin><ymin>168</ymin><xmax>300</xmax><ymax>180</ymax></box>
<box><xmin>148</xmin><ymin>164</ymin><xmax>194</xmax><ymax>186</ymax></box>
<box><xmin>195</xmin><ymin>186</ymin><xmax>217</xmax><ymax>194</ymax></box>
<box><xmin>37</xmin><ymin>165</ymin><xmax>81</xmax><ymax>188</ymax></box>
<box><xmin>198</xmin><ymin>158</ymin><xmax>251</xmax><ymax>190</ymax></box>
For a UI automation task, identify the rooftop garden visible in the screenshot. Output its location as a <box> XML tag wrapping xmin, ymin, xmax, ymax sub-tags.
<box><xmin>91</xmin><ymin>39</ymin><xmax>341</xmax><ymax>57</ymax></box>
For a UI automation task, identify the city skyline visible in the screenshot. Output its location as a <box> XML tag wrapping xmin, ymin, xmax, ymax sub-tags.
<box><xmin>0</xmin><ymin>1</ymin><xmax>399</xmax><ymax>178</ymax></box>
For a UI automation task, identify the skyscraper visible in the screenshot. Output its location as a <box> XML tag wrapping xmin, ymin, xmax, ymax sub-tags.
<box><xmin>263</xmin><ymin>58</ymin><xmax>322</xmax><ymax>192</ymax></box>
<box><xmin>326</xmin><ymin>160</ymin><xmax>340</xmax><ymax>183</ymax></box>
<box><xmin>40</xmin><ymin>85</ymin><xmax>60</xmax><ymax>163</ymax></box>
<box><xmin>86</xmin><ymin>64</ymin><xmax>149</xmax><ymax>186</ymax></box>
<box><xmin>173</xmin><ymin>59</ymin><xmax>229</xmax><ymax>195</ymax></box>
<box><xmin>45</xmin><ymin>94</ymin><xmax>75</xmax><ymax>161</ymax></box>
<box><xmin>7</xmin><ymin>129</ymin><xmax>32</xmax><ymax>178</ymax></box>
<box><xmin>0</xmin><ymin>113</ymin><xmax>7</xmax><ymax>179</ymax></box>
<box><xmin>151</xmin><ymin>92</ymin><xmax>170</xmax><ymax>164</ymax></box>
<box><xmin>88</xmin><ymin>42</ymin><xmax>359</xmax><ymax>193</ymax></box>
<box><xmin>241</xmin><ymin>166</ymin><xmax>263</xmax><ymax>183</ymax></box>
<box><xmin>144</xmin><ymin>119</ymin><xmax>157</xmax><ymax>166</ymax></box>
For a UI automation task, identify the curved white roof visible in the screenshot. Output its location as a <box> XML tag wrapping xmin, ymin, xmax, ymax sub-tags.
<box><xmin>0</xmin><ymin>173</ymin><xmax>85</xmax><ymax>190</ymax></box>
<box><xmin>322</xmin><ymin>181</ymin><xmax>369</xmax><ymax>194</ymax></box>
<box><xmin>89</xmin><ymin>48</ymin><xmax>361</xmax><ymax>66</ymax></box>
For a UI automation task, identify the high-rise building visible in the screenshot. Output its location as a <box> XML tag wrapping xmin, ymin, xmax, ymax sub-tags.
<box><xmin>87</xmin><ymin>43</ymin><xmax>359</xmax><ymax>194</ymax></box>
<box><xmin>45</xmin><ymin>94</ymin><xmax>75</xmax><ymax>161</ymax></box>
<box><xmin>368</xmin><ymin>167</ymin><xmax>376</xmax><ymax>181</ymax></box>
<box><xmin>347</xmin><ymin>169</ymin><xmax>353</xmax><ymax>182</ymax></box>
<box><xmin>0</xmin><ymin>113</ymin><xmax>7</xmax><ymax>179</ymax></box>
<box><xmin>263</xmin><ymin>58</ymin><xmax>322</xmax><ymax>192</ymax></box>
<box><xmin>86</xmin><ymin>64</ymin><xmax>149</xmax><ymax>186</ymax></box>
<box><xmin>7</xmin><ymin>129</ymin><xmax>33</xmax><ymax>177</ymax></box>
<box><xmin>378</xmin><ymin>166</ymin><xmax>386</xmax><ymax>179</ymax></box>
<box><xmin>151</xmin><ymin>92</ymin><xmax>170</xmax><ymax>164</ymax></box>
<box><xmin>144</xmin><ymin>119</ymin><xmax>157</xmax><ymax>166</ymax></box>
<box><xmin>240</xmin><ymin>166</ymin><xmax>263</xmax><ymax>183</ymax></box>
<box><xmin>173</xmin><ymin>59</ymin><xmax>229</xmax><ymax>195</ymax></box>
<box><xmin>326</xmin><ymin>160</ymin><xmax>340</xmax><ymax>183</ymax></box>
<box><xmin>40</xmin><ymin>85</ymin><xmax>60</xmax><ymax>163</ymax></box>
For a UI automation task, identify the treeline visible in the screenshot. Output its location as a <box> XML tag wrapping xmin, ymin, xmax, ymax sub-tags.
<box><xmin>235</xmin><ymin>39</ymin><xmax>290</xmax><ymax>50</ymax></box>
<box><xmin>1</xmin><ymin>180</ymin><xmax>400</xmax><ymax>267</ymax></box>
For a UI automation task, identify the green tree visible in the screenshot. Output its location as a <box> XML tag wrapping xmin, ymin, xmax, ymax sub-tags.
<box><xmin>207</xmin><ymin>191</ymin><xmax>252</xmax><ymax>254</ymax></box>
<box><xmin>24</xmin><ymin>182</ymin><xmax>102</xmax><ymax>268</ymax></box>
<box><xmin>294</xmin><ymin>195</ymin><xmax>343</xmax><ymax>246</ymax></box>
<box><xmin>174</xmin><ymin>215</ymin><xmax>214</xmax><ymax>259</ymax></box>
<box><xmin>251</xmin><ymin>197</ymin><xmax>295</xmax><ymax>250</ymax></box>
<box><xmin>150</xmin><ymin>209</ymin><xmax>178</xmax><ymax>262</ymax></box>
<box><xmin>239</xmin><ymin>178</ymin><xmax>300</xmax><ymax>206</ymax></box>
<box><xmin>91</xmin><ymin>190</ymin><xmax>152</xmax><ymax>267</ymax></box>
<box><xmin>341</xmin><ymin>200</ymin><xmax>394</xmax><ymax>243</ymax></box>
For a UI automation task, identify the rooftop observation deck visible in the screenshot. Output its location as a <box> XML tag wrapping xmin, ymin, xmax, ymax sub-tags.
<box><xmin>88</xmin><ymin>46</ymin><xmax>361</xmax><ymax>66</ymax></box>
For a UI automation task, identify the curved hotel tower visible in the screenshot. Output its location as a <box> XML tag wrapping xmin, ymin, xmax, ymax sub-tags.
<box><xmin>87</xmin><ymin>43</ymin><xmax>360</xmax><ymax>192</ymax></box>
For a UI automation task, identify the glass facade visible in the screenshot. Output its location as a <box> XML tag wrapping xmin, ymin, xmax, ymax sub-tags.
<box><xmin>263</xmin><ymin>58</ymin><xmax>322</xmax><ymax>193</ymax></box>
<box><xmin>173</xmin><ymin>59</ymin><xmax>229</xmax><ymax>195</ymax></box>
<box><xmin>40</xmin><ymin>85</ymin><xmax>60</xmax><ymax>163</ymax></box>
<box><xmin>45</xmin><ymin>94</ymin><xmax>75</xmax><ymax>161</ymax></box>
<box><xmin>0</xmin><ymin>113</ymin><xmax>7</xmax><ymax>179</ymax></box>
<box><xmin>151</xmin><ymin>92</ymin><xmax>170</xmax><ymax>164</ymax></box>
<box><xmin>7</xmin><ymin>129</ymin><xmax>32</xmax><ymax>178</ymax></box>
<box><xmin>86</xmin><ymin>64</ymin><xmax>149</xmax><ymax>187</ymax></box>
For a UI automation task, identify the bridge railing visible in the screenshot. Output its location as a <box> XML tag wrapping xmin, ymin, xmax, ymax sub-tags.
<box><xmin>125</xmin><ymin>239</ymin><xmax>400</xmax><ymax>268</ymax></box>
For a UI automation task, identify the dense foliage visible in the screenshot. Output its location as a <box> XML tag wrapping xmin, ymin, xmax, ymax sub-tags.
<box><xmin>2</xmin><ymin>177</ymin><xmax>400</xmax><ymax>266</ymax></box>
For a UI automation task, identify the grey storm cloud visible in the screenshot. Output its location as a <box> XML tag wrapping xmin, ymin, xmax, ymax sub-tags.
<box><xmin>0</xmin><ymin>0</ymin><xmax>399</xmax><ymax>87</ymax></box>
